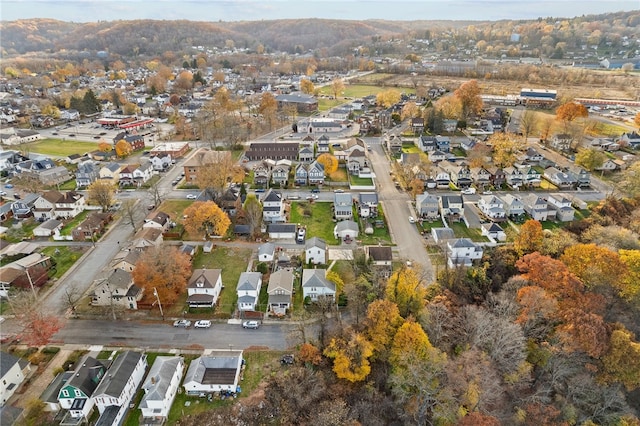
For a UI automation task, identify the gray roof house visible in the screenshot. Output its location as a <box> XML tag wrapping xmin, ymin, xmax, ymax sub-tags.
<box><xmin>183</xmin><ymin>351</ymin><xmax>244</xmax><ymax>395</ymax></box>
<box><xmin>334</xmin><ymin>192</ymin><xmax>353</xmax><ymax>220</ymax></box>
<box><xmin>357</xmin><ymin>192</ymin><xmax>378</xmax><ymax>218</ymax></box>
<box><xmin>302</xmin><ymin>269</ymin><xmax>336</xmax><ymax>302</ymax></box>
<box><xmin>1</xmin><ymin>351</ymin><xmax>30</xmax><ymax>407</ymax></box>
<box><xmin>416</xmin><ymin>192</ymin><xmax>439</xmax><ymax>221</ymax></box>
<box><xmin>236</xmin><ymin>272</ymin><xmax>262</xmax><ymax>311</ymax></box>
<box><xmin>140</xmin><ymin>356</ymin><xmax>185</xmax><ymax>422</ymax></box>
<box><xmin>257</xmin><ymin>242</ymin><xmax>276</xmax><ymax>262</ymax></box>
<box><xmin>305</xmin><ymin>237</ymin><xmax>327</xmax><ymax>265</ymax></box>
<box><xmin>502</xmin><ymin>194</ymin><xmax>526</xmax><ymax>218</ymax></box>
<box><xmin>334</xmin><ymin>219</ymin><xmax>359</xmax><ymax>240</ymax></box>
<box><xmin>267</xmin><ymin>268</ymin><xmax>294</xmax><ymax>314</ymax></box>
<box><xmin>431</xmin><ymin>227</ymin><xmax>455</xmax><ymax>244</ymax></box>
<box><xmin>522</xmin><ymin>194</ymin><xmax>554</xmax><ymax>221</ymax></box>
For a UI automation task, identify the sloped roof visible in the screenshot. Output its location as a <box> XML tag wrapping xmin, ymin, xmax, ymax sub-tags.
<box><xmin>301</xmin><ymin>269</ymin><xmax>335</xmax><ymax>292</ymax></box>
<box><xmin>267</xmin><ymin>268</ymin><xmax>294</xmax><ymax>294</ymax></box>
<box><xmin>188</xmin><ymin>269</ymin><xmax>221</xmax><ymax>289</ymax></box>
<box><xmin>93</xmin><ymin>351</ymin><xmax>144</xmax><ymax>398</ymax></box>
<box><xmin>140</xmin><ymin>356</ymin><xmax>183</xmax><ymax>408</ymax></box>
<box><xmin>237</xmin><ymin>272</ymin><xmax>261</xmax><ymax>291</ymax></box>
<box><xmin>305</xmin><ymin>237</ymin><xmax>326</xmax><ymax>250</ymax></box>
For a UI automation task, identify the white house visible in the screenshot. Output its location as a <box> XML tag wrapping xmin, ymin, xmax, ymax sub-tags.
<box><xmin>477</xmin><ymin>195</ymin><xmax>506</xmax><ymax>222</ymax></box>
<box><xmin>261</xmin><ymin>189</ymin><xmax>286</xmax><ymax>223</ymax></box>
<box><xmin>481</xmin><ymin>222</ymin><xmax>507</xmax><ymax>242</ymax></box>
<box><xmin>547</xmin><ymin>193</ymin><xmax>575</xmax><ymax>222</ymax></box>
<box><xmin>187</xmin><ymin>269</ymin><xmax>223</xmax><ymax>308</ymax></box>
<box><xmin>1</xmin><ymin>351</ymin><xmax>30</xmax><ymax>406</ymax></box>
<box><xmin>32</xmin><ymin>190</ymin><xmax>85</xmax><ymax>221</ymax></box>
<box><xmin>183</xmin><ymin>351</ymin><xmax>244</xmax><ymax>395</ymax></box>
<box><xmin>93</xmin><ymin>351</ymin><xmax>147</xmax><ymax>426</ymax></box>
<box><xmin>305</xmin><ymin>237</ymin><xmax>327</xmax><ymax>265</ymax></box>
<box><xmin>301</xmin><ymin>269</ymin><xmax>336</xmax><ymax>302</ymax></box>
<box><xmin>139</xmin><ymin>356</ymin><xmax>185</xmax><ymax>422</ymax></box>
<box><xmin>333</xmin><ymin>193</ymin><xmax>354</xmax><ymax>220</ymax></box>
<box><xmin>257</xmin><ymin>242</ymin><xmax>276</xmax><ymax>262</ymax></box>
<box><xmin>334</xmin><ymin>219</ymin><xmax>359</xmax><ymax>240</ymax></box>
<box><xmin>236</xmin><ymin>272</ymin><xmax>262</xmax><ymax>311</ymax></box>
<box><xmin>446</xmin><ymin>238</ymin><xmax>483</xmax><ymax>268</ymax></box>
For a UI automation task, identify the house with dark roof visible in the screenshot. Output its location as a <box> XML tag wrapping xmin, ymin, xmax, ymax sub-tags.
<box><xmin>481</xmin><ymin>222</ymin><xmax>507</xmax><ymax>242</ymax></box>
<box><xmin>58</xmin><ymin>356</ymin><xmax>107</xmax><ymax>421</ymax></box>
<box><xmin>267</xmin><ymin>268</ymin><xmax>294</xmax><ymax>314</ymax></box>
<box><xmin>245</xmin><ymin>142</ymin><xmax>299</xmax><ymax>161</ymax></box>
<box><xmin>365</xmin><ymin>245</ymin><xmax>393</xmax><ymax>277</ymax></box>
<box><xmin>522</xmin><ymin>194</ymin><xmax>554</xmax><ymax>221</ymax></box>
<box><xmin>91</xmin><ymin>268</ymin><xmax>143</xmax><ymax>310</ymax></box>
<box><xmin>477</xmin><ymin>195</ymin><xmax>506</xmax><ymax>222</ymax></box>
<box><xmin>236</xmin><ymin>272</ymin><xmax>262</xmax><ymax>311</ymax></box>
<box><xmin>72</xmin><ymin>212</ymin><xmax>113</xmax><ymax>241</ymax></box>
<box><xmin>1</xmin><ymin>351</ymin><xmax>31</xmax><ymax>406</ymax></box>
<box><xmin>93</xmin><ymin>351</ymin><xmax>147</xmax><ymax>426</ymax></box>
<box><xmin>357</xmin><ymin>192</ymin><xmax>378</xmax><ymax>218</ymax></box>
<box><xmin>187</xmin><ymin>269</ymin><xmax>222</xmax><ymax>308</ymax></box>
<box><xmin>75</xmin><ymin>160</ymin><xmax>99</xmax><ymax>188</ymax></box>
<box><xmin>140</xmin><ymin>356</ymin><xmax>185</xmax><ymax>422</ymax></box>
<box><xmin>543</xmin><ymin>167</ymin><xmax>577</xmax><ymax>189</ymax></box>
<box><xmin>183</xmin><ymin>351</ymin><xmax>244</xmax><ymax>395</ymax></box>
<box><xmin>302</xmin><ymin>269</ymin><xmax>336</xmax><ymax>302</ymax></box>
<box><xmin>333</xmin><ymin>192</ymin><xmax>353</xmax><ymax>220</ymax></box>
<box><xmin>261</xmin><ymin>189</ymin><xmax>286</xmax><ymax>223</ymax></box>
<box><xmin>439</xmin><ymin>195</ymin><xmax>464</xmax><ymax>222</ymax></box>
<box><xmin>431</xmin><ymin>227</ymin><xmax>455</xmax><ymax>244</ymax></box>
<box><xmin>143</xmin><ymin>211</ymin><xmax>171</xmax><ymax>231</ymax></box>
<box><xmin>275</xmin><ymin>92</ymin><xmax>318</xmax><ymax>113</ymax></box>
<box><xmin>267</xmin><ymin>223</ymin><xmax>297</xmax><ymax>239</ymax></box>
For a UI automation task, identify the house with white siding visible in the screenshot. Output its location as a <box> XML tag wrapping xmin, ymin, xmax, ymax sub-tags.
<box><xmin>140</xmin><ymin>356</ymin><xmax>184</xmax><ymax>423</ymax></box>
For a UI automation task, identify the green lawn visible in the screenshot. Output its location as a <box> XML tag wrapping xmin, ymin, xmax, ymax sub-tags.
<box><xmin>191</xmin><ymin>246</ymin><xmax>252</xmax><ymax>316</ymax></box>
<box><xmin>24</xmin><ymin>138</ymin><xmax>100</xmax><ymax>157</ymax></box>
<box><xmin>449</xmin><ymin>221</ymin><xmax>490</xmax><ymax>242</ymax></box>
<box><xmin>401</xmin><ymin>145</ymin><xmax>422</xmax><ymax>154</ymax></box>
<box><xmin>418</xmin><ymin>219</ymin><xmax>445</xmax><ymax>232</ymax></box>
<box><xmin>290</xmin><ymin>201</ymin><xmax>339</xmax><ymax>243</ymax></box>
<box><xmin>357</xmin><ymin>205</ymin><xmax>392</xmax><ymax>245</ymax></box>
<box><xmin>350</xmin><ymin>175</ymin><xmax>373</xmax><ymax>186</ymax></box>
<box><xmin>41</xmin><ymin>246</ymin><xmax>89</xmax><ymax>279</ymax></box>
<box><xmin>318</xmin><ymin>98</ymin><xmax>344</xmax><ymax>111</ymax></box>
<box><xmin>58</xmin><ymin>210</ymin><xmax>90</xmax><ymax>236</ymax></box>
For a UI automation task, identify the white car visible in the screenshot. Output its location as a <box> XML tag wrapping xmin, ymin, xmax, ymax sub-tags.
<box><xmin>408</xmin><ymin>216</ymin><xmax>415</xmax><ymax>224</ymax></box>
<box><xmin>461</xmin><ymin>188</ymin><xmax>476</xmax><ymax>195</ymax></box>
<box><xmin>242</xmin><ymin>320</ymin><xmax>260</xmax><ymax>329</ymax></box>
<box><xmin>194</xmin><ymin>320</ymin><xmax>211</xmax><ymax>329</ymax></box>
<box><xmin>186</xmin><ymin>194</ymin><xmax>198</xmax><ymax>199</ymax></box>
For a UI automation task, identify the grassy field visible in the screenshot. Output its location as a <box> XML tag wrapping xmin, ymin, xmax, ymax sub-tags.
<box><xmin>41</xmin><ymin>246</ymin><xmax>89</xmax><ymax>279</ymax></box>
<box><xmin>357</xmin><ymin>205</ymin><xmax>392</xmax><ymax>245</ymax></box>
<box><xmin>24</xmin><ymin>138</ymin><xmax>100</xmax><ymax>157</ymax></box>
<box><xmin>289</xmin><ymin>201</ymin><xmax>339</xmax><ymax>243</ymax></box>
<box><xmin>449</xmin><ymin>221</ymin><xmax>490</xmax><ymax>242</ymax></box>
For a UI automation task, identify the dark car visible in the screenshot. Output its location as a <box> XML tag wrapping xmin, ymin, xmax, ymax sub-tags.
<box><xmin>311</xmin><ymin>188</ymin><xmax>320</xmax><ymax>193</ymax></box>
<box><xmin>281</xmin><ymin>354</ymin><xmax>295</xmax><ymax>365</ymax></box>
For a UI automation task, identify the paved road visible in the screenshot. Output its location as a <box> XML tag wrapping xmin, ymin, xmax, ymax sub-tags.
<box><xmin>366</xmin><ymin>139</ymin><xmax>435</xmax><ymax>282</ymax></box>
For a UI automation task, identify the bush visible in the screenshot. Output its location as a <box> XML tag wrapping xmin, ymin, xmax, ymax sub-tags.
<box><xmin>256</xmin><ymin>262</ymin><xmax>269</xmax><ymax>274</ymax></box>
<box><xmin>42</xmin><ymin>346</ymin><xmax>61</xmax><ymax>355</ymax></box>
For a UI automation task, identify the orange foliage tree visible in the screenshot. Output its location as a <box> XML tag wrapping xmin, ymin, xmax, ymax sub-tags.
<box><xmin>560</xmin><ymin>243</ymin><xmax>627</xmax><ymax>290</ymax></box>
<box><xmin>132</xmin><ymin>246</ymin><xmax>192</xmax><ymax>305</ymax></box>
<box><xmin>454</xmin><ymin>79</ymin><xmax>483</xmax><ymax>120</ymax></box>
<box><xmin>316</xmin><ymin>153</ymin><xmax>337</xmax><ymax>175</ymax></box>
<box><xmin>114</xmin><ymin>139</ymin><xmax>132</xmax><ymax>158</ymax></box>
<box><xmin>324</xmin><ymin>330</ymin><xmax>373</xmax><ymax>382</ymax></box>
<box><xmin>298</xmin><ymin>342</ymin><xmax>322</xmax><ymax>366</ymax></box>
<box><xmin>556</xmin><ymin>101</ymin><xmax>588</xmax><ymax>133</ymax></box>
<box><xmin>514</xmin><ymin>219</ymin><xmax>543</xmax><ymax>257</ymax></box>
<box><xmin>183</xmin><ymin>201</ymin><xmax>231</xmax><ymax>237</ymax></box>
<box><xmin>20</xmin><ymin>308</ymin><xmax>62</xmax><ymax>346</ymax></box>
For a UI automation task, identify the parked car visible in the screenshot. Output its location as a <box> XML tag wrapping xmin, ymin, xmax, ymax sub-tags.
<box><xmin>173</xmin><ymin>320</ymin><xmax>191</xmax><ymax>328</ymax></box>
<box><xmin>462</xmin><ymin>187</ymin><xmax>476</xmax><ymax>195</ymax></box>
<box><xmin>186</xmin><ymin>194</ymin><xmax>198</xmax><ymax>199</ymax></box>
<box><xmin>296</xmin><ymin>227</ymin><xmax>306</xmax><ymax>243</ymax></box>
<box><xmin>255</xmin><ymin>188</ymin><xmax>265</xmax><ymax>193</ymax></box>
<box><xmin>280</xmin><ymin>354</ymin><xmax>295</xmax><ymax>365</ymax></box>
<box><xmin>4</xmin><ymin>184</ymin><xmax>13</xmax><ymax>189</ymax></box>
<box><xmin>408</xmin><ymin>216</ymin><xmax>415</xmax><ymax>224</ymax></box>
<box><xmin>242</xmin><ymin>320</ymin><xmax>260</xmax><ymax>329</ymax></box>
<box><xmin>311</xmin><ymin>188</ymin><xmax>320</xmax><ymax>193</ymax></box>
<box><xmin>0</xmin><ymin>191</ymin><xmax>6</xmax><ymax>196</ymax></box>
<box><xmin>147</xmin><ymin>204</ymin><xmax>156</xmax><ymax>210</ymax></box>
<box><xmin>333</xmin><ymin>189</ymin><xmax>344</xmax><ymax>193</ymax></box>
<box><xmin>194</xmin><ymin>320</ymin><xmax>211</xmax><ymax>329</ymax></box>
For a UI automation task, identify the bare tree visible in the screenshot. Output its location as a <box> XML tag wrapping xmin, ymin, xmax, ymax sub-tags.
<box><xmin>63</xmin><ymin>286</ymin><xmax>83</xmax><ymax>319</ymax></box>
<box><xmin>121</xmin><ymin>199</ymin><xmax>139</xmax><ymax>233</ymax></box>
<box><xmin>520</xmin><ymin>109</ymin><xmax>538</xmax><ymax>142</ymax></box>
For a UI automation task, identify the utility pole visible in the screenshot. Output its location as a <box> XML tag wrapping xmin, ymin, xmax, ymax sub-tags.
<box><xmin>25</xmin><ymin>267</ymin><xmax>37</xmax><ymax>300</ymax></box>
<box><xmin>153</xmin><ymin>287</ymin><xmax>164</xmax><ymax>321</ymax></box>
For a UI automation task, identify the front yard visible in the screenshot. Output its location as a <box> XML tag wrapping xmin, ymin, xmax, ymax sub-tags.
<box><xmin>289</xmin><ymin>201</ymin><xmax>339</xmax><ymax>244</ymax></box>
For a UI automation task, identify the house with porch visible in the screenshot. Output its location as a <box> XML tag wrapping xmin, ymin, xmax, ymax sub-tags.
<box><xmin>487</xmin><ymin>166</ymin><xmax>506</xmax><ymax>188</ymax></box>
<box><xmin>547</xmin><ymin>194</ymin><xmax>575</xmax><ymax>222</ymax></box>
<box><xmin>294</xmin><ymin>163</ymin><xmax>309</xmax><ymax>185</ymax></box>
<box><xmin>99</xmin><ymin>162</ymin><xmax>121</xmax><ymax>182</ymax></box>
<box><xmin>270</xmin><ymin>164</ymin><xmax>290</xmax><ymax>187</ymax></box>
<box><xmin>477</xmin><ymin>195</ymin><xmax>506</xmax><ymax>222</ymax></box>
<box><xmin>502</xmin><ymin>194</ymin><xmax>526</xmax><ymax>220</ymax></box>
<box><xmin>357</xmin><ymin>192</ymin><xmax>378</xmax><ymax>218</ymax></box>
<box><xmin>261</xmin><ymin>189</ymin><xmax>286</xmax><ymax>223</ymax></box>
<box><xmin>416</xmin><ymin>192</ymin><xmax>439</xmax><ymax>221</ymax></box>
<box><xmin>471</xmin><ymin>166</ymin><xmax>491</xmax><ymax>188</ymax></box>
<box><xmin>72</xmin><ymin>212</ymin><xmax>112</xmax><ymax>241</ymax></box>
<box><xmin>307</xmin><ymin>161</ymin><xmax>325</xmax><ymax>185</ymax></box>
<box><xmin>57</xmin><ymin>356</ymin><xmax>107</xmax><ymax>423</ymax></box>
<box><xmin>187</xmin><ymin>269</ymin><xmax>223</xmax><ymax>308</ymax></box>
<box><xmin>446</xmin><ymin>238</ymin><xmax>484</xmax><ymax>268</ymax></box>
<box><xmin>302</xmin><ymin>269</ymin><xmax>336</xmax><ymax>302</ymax></box>
<box><xmin>32</xmin><ymin>190</ymin><xmax>85</xmax><ymax>221</ymax></box>
<box><xmin>544</xmin><ymin>167</ymin><xmax>577</xmax><ymax>189</ymax></box>
<box><xmin>441</xmin><ymin>162</ymin><xmax>472</xmax><ymax>189</ymax></box>
<box><xmin>365</xmin><ymin>245</ymin><xmax>393</xmax><ymax>278</ymax></box>
<box><xmin>91</xmin><ymin>268</ymin><xmax>143</xmax><ymax>310</ymax></box>
<box><xmin>76</xmin><ymin>160</ymin><xmax>99</xmax><ymax>188</ymax></box>
<box><xmin>139</xmin><ymin>356</ymin><xmax>184</xmax><ymax>423</ymax></box>
<box><xmin>439</xmin><ymin>195</ymin><xmax>464</xmax><ymax>223</ymax></box>
<box><xmin>298</xmin><ymin>146</ymin><xmax>314</xmax><ymax>163</ymax></box>
<box><xmin>503</xmin><ymin>166</ymin><xmax>524</xmax><ymax>189</ymax></box>
<box><xmin>236</xmin><ymin>272</ymin><xmax>262</xmax><ymax>312</ymax></box>
<box><xmin>522</xmin><ymin>194</ymin><xmax>553</xmax><ymax>221</ymax></box>
<box><xmin>333</xmin><ymin>192</ymin><xmax>353</xmax><ymax>220</ymax></box>
<box><xmin>93</xmin><ymin>351</ymin><xmax>147</xmax><ymax>426</ymax></box>
<box><xmin>267</xmin><ymin>268</ymin><xmax>294</xmax><ymax>314</ymax></box>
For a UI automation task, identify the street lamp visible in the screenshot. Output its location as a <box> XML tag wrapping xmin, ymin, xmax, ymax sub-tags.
<box><xmin>153</xmin><ymin>287</ymin><xmax>164</xmax><ymax>321</ymax></box>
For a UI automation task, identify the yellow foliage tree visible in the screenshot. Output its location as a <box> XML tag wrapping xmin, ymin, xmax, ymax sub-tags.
<box><xmin>326</xmin><ymin>270</ymin><xmax>344</xmax><ymax>296</ymax></box>
<box><xmin>376</xmin><ymin>89</ymin><xmax>401</xmax><ymax>109</ymax></box>
<box><xmin>331</xmin><ymin>78</ymin><xmax>345</xmax><ymax>99</ymax></box>
<box><xmin>600</xmin><ymin>326</ymin><xmax>640</xmax><ymax>391</ymax></box>
<box><xmin>324</xmin><ymin>331</ymin><xmax>374</xmax><ymax>382</ymax></box>
<box><xmin>114</xmin><ymin>140</ymin><xmax>133</xmax><ymax>158</ymax></box>
<box><xmin>183</xmin><ymin>201</ymin><xmax>231</xmax><ymax>237</ymax></box>
<box><xmin>489</xmin><ymin>132</ymin><xmax>520</xmax><ymax>168</ymax></box>
<box><xmin>385</xmin><ymin>268</ymin><xmax>427</xmax><ymax>319</ymax></box>
<box><xmin>514</xmin><ymin>219</ymin><xmax>543</xmax><ymax>256</ymax></box>
<box><xmin>401</xmin><ymin>101</ymin><xmax>419</xmax><ymax>121</ymax></box>
<box><xmin>454</xmin><ymin>79</ymin><xmax>483</xmax><ymax>119</ymax></box>
<box><xmin>300</xmin><ymin>78</ymin><xmax>315</xmax><ymax>95</ymax></box>
<box><xmin>365</xmin><ymin>299</ymin><xmax>403</xmax><ymax>360</ymax></box>
<box><xmin>390</xmin><ymin>320</ymin><xmax>437</xmax><ymax>366</ymax></box>
<box><xmin>435</xmin><ymin>96</ymin><xmax>462</xmax><ymax>119</ymax></box>
<box><xmin>619</xmin><ymin>249</ymin><xmax>640</xmax><ymax>301</ymax></box>
<box><xmin>87</xmin><ymin>180</ymin><xmax>115</xmax><ymax>212</ymax></box>
<box><xmin>560</xmin><ymin>243</ymin><xmax>626</xmax><ymax>290</ymax></box>
<box><xmin>98</xmin><ymin>141</ymin><xmax>112</xmax><ymax>152</ymax></box>
<box><xmin>316</xmin><ymin>153</ymin><xmax>337</xmax><ymax>175</ymax></box>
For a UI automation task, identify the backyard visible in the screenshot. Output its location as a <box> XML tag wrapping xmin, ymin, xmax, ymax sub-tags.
<box><xmin>449</xmin><ymin>221</ymin><xmax>490</xmax><ymax>242</ymax></box>
<box><xmin>289</xmin><ymin>201</ymin><xmax>339</xmax><ymax>244</ymax></box>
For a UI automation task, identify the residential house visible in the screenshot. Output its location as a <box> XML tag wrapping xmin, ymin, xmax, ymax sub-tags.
<box><xmin>139</xmin><ymin>356</ymin><xmax>185</xmax><ymax>423</ymax></box>
<box><xmin>385</xmin><ymin>134</ymin><xmax>402</xmax><ymax>154</ymax></box>
<box><xmin>244</xmin><ymin>142</ymin><xmax>299</xmax><ymax>161</ymax></box>
<box><xmin>132</xmin><ymin>162</ymin><xmax>154</xmax><ymax>186</ymax></box>
<box><xmin>236</xmin><ymin>272</ymin><xmax>262</xmax><ymax>311</ymax></box>
<box><xmin>58</xmin><ymin>356</ymin><xmax>107</xmax><ymax>422</ymax></box>
<box><xmin>261</xmin><ymin>189</ymin><xmax>286</xmax><ymax>223</ymax></box>
<box><xmin>347</xmin><ymin>150</ymin><xmax>368</xmax><ymax>175</ymax></box>
<box><xmin>267</xmin><ymin>223</ymin><xmax>297</xmax><ymax>240</ymax></box>
<box><xmin>276</xmin><ymin>92</ymin><xmax>318</xmax><ymax>113</ymax></box>
<box><xmin>481</xmin><ymin>223</ymin><xmax>507</xmax><ymax>242</ymax></box>
<box><xmin>446</xmin><ymin>238</ymin><xmax>484</xmax><ymax>268</ymax></box>
<box><xmin>257</xmin><ymin>242</ymin><xmax>276</xmax><ymax>263</ymax></box>
<box><xmin>33</xmin><ymin>190</ymin><xmax>85</xmax><ymax>221</ymax></box>
<box><xmin>150</xmin><ymin>154</ymin><xmax>171</xmax><ymax>172</ymax></box>
<box><xmin>93</xmin><ymin>351</ymin><xmax>147</xmax><ymax>426</ymax></box>
<box><xmin>316</xmin><ymin>135</ymin><xmax>330</xmax><ymax>153</ymax></box>
<box><xmin>416</xmin><ymin>192</ymin><xmax>440</xmax><ymax>221</ymax></box>
<box><xmin>131</xmin><ymin>227</ymin><xmax>163</xmax><ymax>250</ymax></box>
<box><xmin>1</xmin><ymin>351</ymin><xmax>30</xmax><ymax>406</ymax></box>
<box><xmin>365</xmin><ymin>245</ymin><xmax>393</xmax><ymax>278</ymax></box>
<box><xmin>334</xmin><ymin>219</ymin><xmax>359</xmax><ymax>240</ymax></box>
<box><xmin>544</xmin><ymin>167</ymin><xmax>577</xmax><ymax>189</ymax></box>
<box><xmin>523</xmin><ymin>147</ymin><xmax>544</xmax><ymax>163</ymax></box>
<box><xmin>433</xmin><ymin>166</ymin><xmax>451</xmax><ymax>189</ymax></box>
<box><xmin>429</xmin><ymin>149</ymin><xmax>447</xmax><ymax>163</ymax></box>
<box><xmin>76</xmin><ymin>160</ymin><xmax>99</xmax><ymax>188</ymax></box>
<box><xmin>72</xmin><ymin>212</ymin><xmax>112</xmax><ymax>241</ymax></box>
<box><xmin>596</xmin><ymin>158</ymin><xmax>624</xmax><ymax>172</ymax></box>
<box><xmin>298</xmin><ymin>146</ymin><xmax>314</xmax><ymax>163</ymax></box>
<box><xmin>431</xmin><ymin>227</ymin><xmax>455</xmax><ymax>244</ymax></box>
<box><xmin>118</xmin><ymin>164</ymin><xmax>137</xmax><ymax>187</ymax></box>
<box><xmin>487</xmin><ymin>166</ymin><xmax>506</xmax><ymax>188</ymax></box>
<box><xmin>294</xmin><ymin>163</ymin><xmax>309</xmax><ymax>186</ymax></box>
<box><xmin>617</xmin><ymin>131</ymin><xmax>640</xmax><ymax>150</ymax></box>
<box><xmin>40</xmin><ymin>371</ymin><xmax>74</xmax><ymax>413</ymax></box>
<box><xmin>112</xmin><ymin>250</ymin><xmax>141</xmax><ymax>273</ymax></box>
<box><xmin>253</xmin><ymin>163</ymin><xmax>271</xmax><ymax>187</ymax></box>
<box><xmin>435</xmin><ymin>136</ymin><xmax>451</xmax><ymax>152</ymax></box>
<box><xmin>520</xmin><ymin>166</ymin><xmax>542</xmax><ymax>187</ymax></box>
<box><xmin>33</xmin><ymin>218</ymin><xmax>63</xmax><ymax>237</ymax></box>
<box><xmin>503</xmin><ymin>166</ymin><xmax>524</xmax><ymax>189</ymax></box>
<box><xmin>267</xmin><ymin>268</ymin><xmax>294</xmax><ymax>313</ymax></box>
<box><xmin>182</xmin><ymin>149</ymin><xmax>232</xmax><ymax>184</ymax></box>
<box><xmin>547</xmin><ymin>194</ymin><xmax>575</xmax><ymax>222</ymax></box>
<box><xmin>183</xmin><ymin>351</ymin><xmax>244</xmax><ymax>395</ymax></box>
<box><xmin>187</xmin><ymin>269</ymin><xmax>222</xmax><ymax>308</ymax></box>
<box><xmin>270</xmin><ymin>164</ymin><xmax>290</xmax><ymax>187</ymax></box>
<box><xmin>305</xmin><ymin>237</ymin><xmax>327</xmax><ymax>265</ymax></box>
<box><xmin>441</xmin><ymin>162</ymin><xmax>472</xmax><ymax>189</ymax></box>
<box><xmin>523</xmin><ymin>194</ymin><xmax>552</xmax><ymax>221</ymax></box>
<box><xmin>99</xmin><ymin>162</ymin><xmax>121</xmax><ymax>182</ymax></box>
<box><xmin>477</xmin><ymin>195</ymin><xmax>506</xmax><ymax>222</ymax></box>
<box><xmin>551</xmin><ymin>133</ymin><xmax>572</xmax><ymax>151</ymax></box>
<box><xmin>568</xmin><ymin>166</ymin><xmax>591</xmax><ymax>188</ymax></box>
<box><xmin>502</xmin><ymin>194</ymin><xmax>526</xmax><ymax>220</ymax></box>
<box><xmin>307</xmin><ymin>160</ymin><xmax>325</xmax><ymax>185</ymax></box>
<box><xmin>91</xmin><ymin>268</ymin><xmax>143</xmax><ymax>310</ymax></box>
<box><xmin>301</xmin><ymin>269</ymin><xmax>336</xmax><ymax>302</ymax></box>
<box><xmin>411</xmin><ymin>117</ymin><xmax>425</xmax><ymax>133</ymax></box>
<box><xmin>418</xmin><ymin>135</ymin><xmax>437</xmax><ymax>152</ymax></box>
<box><xmin>143</xmin><ymin>211</ymin><xmax>171</xmax><ymax>232</ymax></box>
<box><xmin>439</xmin><ymin>195</ymin><xmax>464</xmax><ymax>222</ymax></box>
<box><xmin>333</xmin><ymin>192</ymin><xmax>353</xmax><ymax>220</ymax></box>
<box><xmin>18</xmin><ymin>159</ymin><xmax>71</xmax><ymax>186</ymax></box>
<box><xmin>357</xmin><ymin>192</ymin><xmax>378</xmax><ymax>218</ymax></box>
<box><xmin>0</xmin><ymin>252</ymin><xmax>51</xmax><ymax>295</ymax></box>
<box><xmin>470</xmin><ymin>166</ymin><xmax>491</xmax><ymax>188</ymax></box>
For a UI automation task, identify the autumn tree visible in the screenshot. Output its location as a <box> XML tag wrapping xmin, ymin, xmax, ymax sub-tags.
<box><xmin>376</xmin><ymin>89</ymin><xmax>401</xmax><ymax>109</ymax></box>
<box><xmin>9</xmin><ymin>293</ymin><xmax>62</xmax><ymax>346</ymax></box>
<box><xmin>323</xmin><ymin>330</ymin><xmax>374</xmax><ymax>382</ymax></box>
<box><xmin>435</xmin><ymin>96</ymin><xmax>463</xmax><ymax>120</ymax></box>
<box><xmin>617</xmin><ymin>161</ymin><xmax>640</xmax><ymax>198</ymax></box>
<box><xmin>385</xmin><ymin>268</ymin><xmax>427</xmax><ymax>319</ymax></box>
<box><xmin>114</xmin><ymin>139</ymin><xmax>132</xmax><ymax>158</ymax></box>
<box><xmin>298</xmin><ymin>342</ymin><xmax>322</xmax><ymax>366</ymax></box>
<box><xmin>364</xmin><ymin>299</ymin><xmax>403</xmax><ymax>360</ymax></box>
<box><xmin>98</xmin><ymin>141</ymin><xmax>112</xmax><ymax>152</ymax></box>
<box><xmin>519</xmin><ymin>110</ymin><xmax>539</xmax><ymax>142</ymax></box>
<box><xmin>560</xmin><ymin>243</ymin><xmax>626</xmax><ymax>291</ymax></box>
<box><xmin>454</xmin><ymin>80</ymin><xmax>483</xmax><ymax>120</ymax></box>
<box><xmin>330</xmin><ymin>78</ymin><xmax>345</xmax><ymax>99</ymax></box>
<box><xmin>183</xmin><ymin>201</ymin><xmax>231</xmax><ymax>237</ymax></box>
<box><xmin>316</xmin><ymin>153</ymin><xmax>336</xmax><ymax>175</ymax></box>
<box><xmin>300</xmin><ymin>78</ymin><xmax>315</xmax><ymax>95</ymax></box>
<box><xmin>575</xmin><ymin>148</ymin><xmax>606</xmax><ymax>172</ymax></box>
<box><xmin>401</xmin><ymin>101</ymin><xmax>419</xmax><ymax>122</ymax></box>
<box><xmin>242</xmin><ymin>193</ymin><xmax>263</xmax><ymax>238</ymax></box>
<box><xmin>556</xmin><ymin>101</ymin><xmax>588</xmax><ymax>133</ymax></box>
<box><xmin>87</xmin><ymin>180</ymin><xmax>115</xmax><ymax>212</ymax></box>
<box><xmin>194</xmin><ymin>151</ymin><xmax>241</xmax><ymax>202</ymax></box>
<box><xmin>619</xmin><ymin>249</ymin><xmax>640</xmax><ymax>301</ymax></box>
<box><xmin>173</xmin><ymin>70</ymin><xmax>194</xmax><ymax>92</ymax></box>
<box><xmin>634</xmin><ymin>111</ymin><xmax>640</xmax><ymax>129</ymax></box>
<box><xmin>489</xmin><ymin>132</ymin><xmax>520</xmax><ymax>168</ymax></box>
<box><xmin>600</xmin><ymin>325</ymin><xmax>640</xmax><ymax>391</ymax></box>
<box><xmin>132</xmin><ymin>246</ymin><xmax>192</xmax><ymax>305</ymax></box>
<box><xmin>514</xmin><ymin>219</ymin><xmax>543</xmax><ymax>256</ymax></box>
<box><xmin>259</xmin><ymin>91</ymin><xmax>277</xmax><ymax>130</ymax></box>
<box><xmin>539</xmin><ymin>116</ymin><xmax>555</xmax><ymax>143</ymax></box>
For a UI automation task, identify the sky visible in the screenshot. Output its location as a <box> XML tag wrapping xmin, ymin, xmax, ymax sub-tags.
<box><xmin>1</xmin><ymin>0</ymin><xmax>638</xmax><ymax>23</ymax></box>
